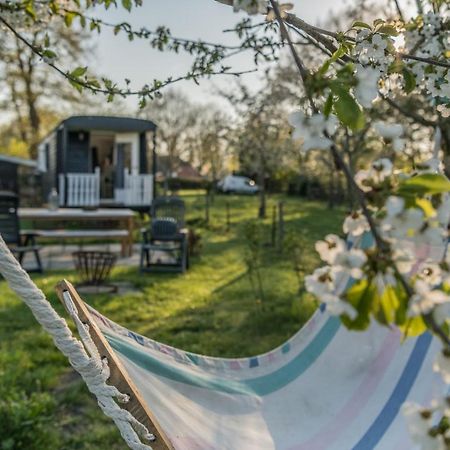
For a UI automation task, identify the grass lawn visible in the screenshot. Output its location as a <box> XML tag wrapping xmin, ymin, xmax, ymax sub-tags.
<box><xmin>0</xmin><ymin>192</ymin><xmax>344</xmax><ymax>450</ymax></box>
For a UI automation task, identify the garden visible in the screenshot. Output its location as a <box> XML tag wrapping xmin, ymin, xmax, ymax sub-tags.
<box><xmin>1</xmin><ymin>0</ymin><xmax>450</xmax><ymax>449</ymax></box>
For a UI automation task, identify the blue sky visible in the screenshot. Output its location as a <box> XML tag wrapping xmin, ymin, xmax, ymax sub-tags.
<box><xmin>91</xmin><ymin>0</ymin><xmax>350</xmax><ymax>107</ymax></box>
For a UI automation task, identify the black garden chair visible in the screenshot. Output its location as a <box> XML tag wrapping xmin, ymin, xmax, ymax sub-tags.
<box><xmin>151</xmin><ymin>196</ymin><xmax>186</xmax><ymax>227</ymax></box>
<box><xmin>140</xmin><ymin>197</ymin><xmax>188</xmax><ymax>273</ymax></box>
<box><xmin>0</xmin><ymin>191</ymin><xmax>43</xmax><ymax>273</ymax></box>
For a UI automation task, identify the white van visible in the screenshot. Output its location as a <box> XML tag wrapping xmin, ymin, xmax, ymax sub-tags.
<box><xmin>217</xmin><ymin>175</ymin><xmax>259</xmax><ymax>194</ymax></box>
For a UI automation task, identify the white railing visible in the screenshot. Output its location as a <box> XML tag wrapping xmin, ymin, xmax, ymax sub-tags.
<box><xmin>60</xmin><ymin>167</ymin><xmax>100</xmax><ymax>207</ymax></box>
<box><xmin>58</xmin><ymin>174</ymin><xmax>65</xmax><ymax>206</ymax></box>
<box><xmin>115</xmin><ymin>169</ymin><xmax>153</xmax><ymax>206</ymax></box>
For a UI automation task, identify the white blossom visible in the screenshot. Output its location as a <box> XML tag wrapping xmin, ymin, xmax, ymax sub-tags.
<box><xmin>417</xmin><ymin>157</ymin><xmax>443</xmax><ymax>174</ymax></box>
<box><xmin>417</xmin><ymin>261</ymin><xmax>443</xmax><ymax>286</ymax></box>
<box><xmin>374</xmin><ymin>269</ymin><xmax>397</xmax><ymax>295</ymax></box>
<box><xmin>381</xmin><ymin>207</ymin><xmax>424</xmax><ymax>241</ymax></box>
<box><xmin>392</xmin><ymin>242</ymin><xmax>416</xmax><ymax>275</ymax></box>
<box><xmin>305</xmin><ymin>266</ymin><xmax>340</xmax><ymax>298</ymax></box>
<box><xmin>305</xmin><ymin>266</ymin><xmax>357</xmax><ymax>318</ymax></box>
<box><xmin>408</xmin><ymin>280</ymin><xmax>450</xmax><ymax>316</ymax></box>
<box><xmin>415</xmin><ymin>225</ymin><xmax>447</xmax><ymax>247</ymax></box>
<box><xmin>433</xmin><ymin>302</ymin><xmax>450</xmax><ymax>326</ymax></box>
<box><xmin>373</xmin><ymin>121</ymin><xmax>405</xmax><ymax>152</ymax></box>
<box><xmin>354</xmin><ymin>65</ymin><xmax>380</xmax><ymax>108</ymax></box>
<box><xmin>343</xmin><ymin>211</ymin><xmax>370</xmax><ymax>237</ymax></box>
<box><xmin>315</xmin><ymin>233</ymin><xmax>368</xmax><ymax>279</ymax></box>
<box><xmin>315</xmin><ymin>234</ymin><xmax>346</xmax><ymax>264</ymax></box>
<box><xmin>289</xmin><ymin>111</ymin><xmax>338</xmax><ymax>152</ymax></box>
<box><xmin>403</xmin><ymin>402</ymin><xmax>445</xmax><ymax>450</ymax></box>
<box><xmin>334</xmin><ymin>248</ymin><xmax>367</xmax><ymax>279</ymax></box>
<box><xmin>434</xmin><ymin>349</ymin><xmax>450</xmax><ymax>384</ymax></box>
<box><xmin>370</xmin><ymin>158</ymin><xmax>393</xmax><ymax>182</ymax></box>
<box><xmin>265</xmin><ymin>2</ymin><xmax>292</xmax><ymax>20</ymax></box>
<box><xmin>355</xmin><ymin>158</ymin><xmax>394</xmax><ymax>192</ymax></box>
<box><xmin>386</xmin><ymin>196</ymin><xmax>405</xmax><ymax>217</ymax></box>
<box><xmin>355</xmin><ymin>32</ymin><xmax>394</xmax><ymax>70</ymax></box>
<box><xmin>437</xmin><ymin>195</ymin><xmax>450</xmax><ymax>227</ymax></box>
<box><xmin>430</xmin><ymin>396</ymin><xmax>450</xmax><ymax>419</ymax></box>
<box><xmin>233</xmin><ymin>0</ymin><xmax>267</xmax><ymax>14</ymax></box>
<box><xmin>354</xmin><ymin>169</ymin><xmax>373</xmax><ymax>192</ymax></box>
<box><xmin>321</xmin><ymin>293</ymin><xmax>357</xmax><ymax>318</ymax></box>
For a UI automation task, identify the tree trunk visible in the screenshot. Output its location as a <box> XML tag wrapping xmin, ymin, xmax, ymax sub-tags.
<box><xmin>25</xmin><ymin>87</ymin><xmax>40</xmax><ymax>159</ymax></box>
<box><xmin>10</xmin><ymin>80</ymin><xmax>28</xmax><ymax>143</ymax></box>
<box><xmin>15</xmin><ymin>38</ymin><xmax>40</xmax><ymax>159</ymax></box>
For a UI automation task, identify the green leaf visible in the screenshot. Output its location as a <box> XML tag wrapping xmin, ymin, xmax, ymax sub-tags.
<box><xmin>69</xmin><ymin>66</ymin><xmax>87</xmax><ymax>78</ymax></box>
<box><xmin>25</xmin><ymin>3</ymin><xmax>36</xmax><ymax>19</ymax></box>
<box><xmin>331</xmin><ymin>86</ymin><xmax>365</xmax><ymax>131</ymax></box>
<box><xmin>64</xmin><ymin>12</ymin><xmax>75</xmax><ymax>27</ymax></box>
<box><xmin>331</xmin><ymin>46</ymin><xmax>347</xmax><ymax>62</ymax></box>
<box><xmin>318</xmin><ymin>46</ymin><xmax>347</xmax><ymax>75</ymax></box>
<box><xmin>86</xmin><ymin>78</ymin><xmax>101</xmax><ymax>89</ymax></box>
<box><xmin>402</xmin><ymin>68</ymin><xmax>416</xmax><ymax>94</ymax></box>
<box><xmin>139</xmin><ymin>97</ymin><xmax>147</xmax><ymax>109</ymax></box>
<box><xmin>69</xmin><ymin>79</ymin><xmax>83</xmax><ymax>93</ymax></box>
<box><xmin>413</xmin><ymin>198</ymin><xmax>435</xmax><ymax>218</ymax></box>
<box><xmin>323</xmin><ymin>93</ymin><xmax>334</xmax><ymax>117</ymax></box>
<box><xmin>377</xmin><ymin>25</ymin><xmax>399</xmax><ymax>36</ymax></box>
<box><xmin>397</xmin><ymin>174</ymin><xmax>450</xmax><ymax>197</ymax></box>
<box><xmin>341</xmin><ymin>278</ymin><xmax>374</xmax><ymax>331</ymax></box>
<box><xmin>388</xmin><ymin>58</ymin><xmax>404</xmax><ymax>74</ymax></box>
<box><xmin>352</xmin><ymin>21</ymin><xmax>372</xmax><ymax>29</ymax></box>
<box><xmin>376</xmin><ymin>285</ymin><xmax>400</xmax><ymax>325</ymax></box>
<box><xmin>400</xmin><ymin>316</ymin><xmax>427</xmax><ymax>338</ymax></box>
<box><xmin>42</xmin><ymin>49</ymin><xmax>57</xmax><ymax>60</ymax></box>
<box><xmin>122</xmin><ymin>0</ymin><xmax>132</xmax><ymax>11</ymax></box>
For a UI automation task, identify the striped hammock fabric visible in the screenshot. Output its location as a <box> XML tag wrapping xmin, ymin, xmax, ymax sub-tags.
<box><xmin>88</xmin><ymin>302</ymin><xmax>444</xmax><ymax>450</ymax></box>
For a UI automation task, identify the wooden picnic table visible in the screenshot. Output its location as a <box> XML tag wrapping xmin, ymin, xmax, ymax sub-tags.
<box><xmin>18</xmin><ymin>208</ymin><xmax>135</xmax><ymax>257</ymax></box>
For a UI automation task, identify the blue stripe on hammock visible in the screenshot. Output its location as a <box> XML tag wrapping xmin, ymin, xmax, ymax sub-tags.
<box><xmin>105</xmin><ymin>316</ymin><xmax>341</xmax><ymax>396</ymax></box>
<box><xmin>351</xmin><ymin>332</ymin><xmax>432</xmax><ymax>450</ymax></box>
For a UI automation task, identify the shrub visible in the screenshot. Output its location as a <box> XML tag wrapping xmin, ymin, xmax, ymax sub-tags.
<box><xmin>0</xmin><ymin>390</ymin><xmax>58</xmax><ymax>450</ymax></box>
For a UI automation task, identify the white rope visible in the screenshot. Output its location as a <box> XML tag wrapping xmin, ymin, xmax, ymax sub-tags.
<box><xmin>0</xmin><ymin>235</ymin><xmax>155</xmax><ymax>450</ymax></box>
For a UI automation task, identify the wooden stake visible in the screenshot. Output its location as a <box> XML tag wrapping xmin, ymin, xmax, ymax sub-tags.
<box><xmin>55</xmin><ymin>279</ymin><xmax>174</xmax><ymax>450</ymax></box>
<box><xmin>278</xmin><ymin>201</ymin><xmax>285</xmax><ymax>253</ymax></box>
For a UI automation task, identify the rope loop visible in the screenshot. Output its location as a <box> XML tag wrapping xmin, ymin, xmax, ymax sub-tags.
<box><xmin>0</xmin><ymin>235</ymin><xmax>154</xmax><ymax>450</ymax></box>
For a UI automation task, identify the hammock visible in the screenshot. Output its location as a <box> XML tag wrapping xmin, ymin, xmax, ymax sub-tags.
<box><xmin>0</xmin><ymin>235</ymin><xmax>446</xmax><ymax>450</ymax></box>
<box><xmin>80</xmin><ymin>287</ymin><xmax>443</xmax><ymax>450</ymax></box>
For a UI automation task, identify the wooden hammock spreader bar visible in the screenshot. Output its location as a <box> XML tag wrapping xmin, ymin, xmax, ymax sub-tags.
<box><xmin>56</xmin><ymin>279</ymin><xmax>174</xmax><ymax>450</ymax></box>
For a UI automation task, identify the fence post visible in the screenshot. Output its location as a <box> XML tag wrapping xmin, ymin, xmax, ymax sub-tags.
<box><xmin>95</xmin><ymin>167</ymin><xmax>101</xmax><ymax>206</ymax></box>
<box><xmin>277</xmin><ymin>201</ymin><xmax>284</xmax><ymax>253</ymax></box>
<box><xmin>271</xmin><ymin>204</ymin><xmax>277</xmax><ymax>247</ymax></box>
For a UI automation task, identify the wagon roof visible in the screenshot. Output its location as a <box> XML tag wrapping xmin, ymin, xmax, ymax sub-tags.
<box><xmin>60</xmin><ymin>115</ymin><xmax>157</xmax><ymax>132</ymax></box>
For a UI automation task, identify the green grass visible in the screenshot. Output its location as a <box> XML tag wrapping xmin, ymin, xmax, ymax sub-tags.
<box><xmin>0</xmin><ymin>192</ymin><xmax>344</xmax><ymax>450</ymax></box>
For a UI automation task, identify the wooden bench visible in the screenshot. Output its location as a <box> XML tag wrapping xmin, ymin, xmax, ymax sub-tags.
<box><xmin>21</xmin><ymin>229</ymin><xmax>131</xmax><ymax>257</ymax></box>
